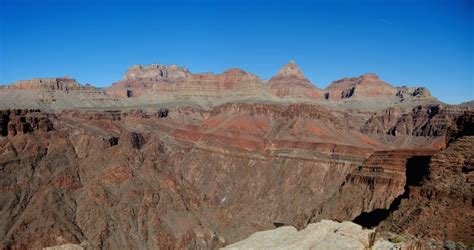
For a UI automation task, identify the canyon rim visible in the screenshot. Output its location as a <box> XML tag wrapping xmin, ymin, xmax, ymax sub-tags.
<box><xmin>0</xmin><ymin>61</ymin><xmax>472</xmax><ymax>249</ymax></box>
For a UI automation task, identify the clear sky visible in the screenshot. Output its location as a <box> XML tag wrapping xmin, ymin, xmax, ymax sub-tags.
<box><xmin>0</xmin><ymin>0</ymin><xmax>472</xmax><ymax>104</ymax></box>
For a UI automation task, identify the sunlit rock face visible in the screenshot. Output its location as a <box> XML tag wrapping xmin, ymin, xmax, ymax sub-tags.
<box><xmin>222</xmin><ymin>220</ymin><xmax>376</xmax><ymax>250</ymax></box>
<box><xmin>0</xmin><ymin>62</ymin><xmax>471</xmax><ymax>249</ymax></box>
<box><xmin>268</xmin><ymin>61</ymin><xmax>325</xmax><ymax>99</ymax></box>
<box><xmin>1</xmin><ymin>61</ymin><xmax>441</xmax><ymax>111</ymax></box>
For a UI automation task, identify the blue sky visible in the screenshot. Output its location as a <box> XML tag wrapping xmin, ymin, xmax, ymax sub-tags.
<box><xmin>0</xmin><ymin>0</ymin><xmax>472</xmax><ymax>104</ymax></box>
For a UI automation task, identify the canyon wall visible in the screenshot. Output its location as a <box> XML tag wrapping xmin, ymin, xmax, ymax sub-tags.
<box><xmin>1</xmin><ymin>101</ymin><xmax>471</xmax><ymax>249</ymax></box>
<box><xmin>0</xmin><ymin>62</ymin><xmax>471</xmax><ymax>248</ymax></box>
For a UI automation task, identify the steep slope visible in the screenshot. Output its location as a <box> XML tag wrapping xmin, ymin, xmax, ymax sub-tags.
<box><xmin>0</xmin><ymin>61</ymin><xmax>441</xmax><ymax>111</ymax></box>
<box><xmin>309</xmin><ymin>150</ymin><xmax>435</xmax><ymax>225</ymax></box>
<box><xmin>267</xmin><ymin>61</ymin><xmax>324</xmax><ymax>100</ymax></box>
<box><xmin>379</xmin><ymin>135</ymin><xmax>473</xmax><ymax>243</ymax></box>
<box><xmin>107</xmin><ymin>64</ymin><xmax>271</xmax><ymax>104</ymax></box>
<box><xmin>325</xmin><ymin>73</ymin><xmax>397</xmax><ymax>100</ymax></box>
<box><xmin>1</xmin><ymin>100</ymin><xmax>470</xmax><ymax>249</ymax></box>
<box><xmin>323</xmin><ymin>74</ymin><xmax>440</xmax><ymax>110</ymax></box>
<box><xmin>0</xmin><ymin>78</ymin><xmax>121</xmax><ymax>111</ymax></box>
<box><xmin>0</xmin><ymin>61</ymin><xmax>471</xmax><ymax>249</ymax></box>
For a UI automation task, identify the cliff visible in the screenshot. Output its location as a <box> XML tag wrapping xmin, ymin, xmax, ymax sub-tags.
<box><xmin>0</xmin><ymin>60</ymin><xmax>471</xmax><ymax>249</ymax></box>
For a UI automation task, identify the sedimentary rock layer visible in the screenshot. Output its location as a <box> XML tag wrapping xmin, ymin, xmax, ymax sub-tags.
<box><xmin>0</xmin><ymin>61</ymin><xmax>441</xmax><ymax>111</ymax></box>
<box><xmin>0</xmin><ymin>61</ymin><xmax>471</xmax><ymax>249</ymax></box>
<box><xmin>1</xmin><ymin>100</ymin><xmax>470</xmax><ymax>249</ymax></box>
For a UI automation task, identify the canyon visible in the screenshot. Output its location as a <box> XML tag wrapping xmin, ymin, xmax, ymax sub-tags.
<box><xmin>0</xmin><ymin>61</ymin><xmax>472</xmax><ymax>249</ymax></box>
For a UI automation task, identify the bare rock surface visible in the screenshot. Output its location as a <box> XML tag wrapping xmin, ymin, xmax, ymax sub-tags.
<box><xmin>275</xmin><ymin>60</ymin><xmax>305</xmax><ymax>78</ymax></box>
<box><xmin>0</xmin><ymin>61</ymin><xmax>471</xmax><ymax>249</ymax></box>
<box><xmin>1</xmin><ymin>101</ymin><xmax>470</xmax><ymax>249</ymax></box>
<box><xmin>325</xmin><ymin>73</ymin><xmax>397</xmax><ymax>100</ymax></box>
<box><xmin>222</xmin><ymin>220</ymin><xmax>376</xmax><ymax>250</ymax></box>
<box><xmin>0</xmin><ymin>61</ymin><xmax>440</xmax><ymax>111</ymax></box>
<box><xmin>379</xmin><ymin>135</ymin><xmax>474</xmax><ymax>243</ymax></box>
<box><xmin>43</xmin><ymin>243</ymin><xmax>85</xmax><ymax>250</ymax></box>
<box><xmin>268</xmin><ymin>61</ymin><xmax>324</xmax><ymax>100</ymax></box>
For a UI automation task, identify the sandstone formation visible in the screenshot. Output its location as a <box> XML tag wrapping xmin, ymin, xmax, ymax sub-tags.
<box><xmin>379</xmin><ymin>135</ymin><xmax>473</xmax><ymax>243</ymax></box>
<box><xmin>106</xmin><ymin>64</ymin><xmax>267</xmax><ymax>101</ymax></box>
<box><xmin>8</xmin><ymin>77</ymin><xmax>85</xmax><ymax>91</ymax></box>
<box><xmin>309</xmin><ymin>150</ymin><xmax>435</xmax><ymax>226</ymax></box>
<box><xmin>267</xmin><ymin>61</ymin><xmax>324</xmax><ymax>99</ymax></box>
<box><xmin>222</xmin><ymin>220</ymin><xmax>376</xmax><ymax>250</ymax></box>
<box><xmin>0</xmin><ymin>61</ymin><xmax>471</xmax><ymax>249</ymax></box>
<box><xmin>0</xmin><ymin>78</ymin><xmax>120</xmax><ymax>111</ymax></box>
<box><xmin>0</xmin><ymin>61</ymin><xmax>441</xmax><ymax>111</ymax></box>
<box><xmin>325</xmin><ymin>73</ymin><xmax>397</xmax><ymax>100</ymax></box>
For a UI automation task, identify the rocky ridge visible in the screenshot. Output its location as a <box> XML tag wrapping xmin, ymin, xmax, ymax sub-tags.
<box><xmin>0</xmin><ymin>61</ymin><xmax>441</xmax><ymax>111</ymax></box>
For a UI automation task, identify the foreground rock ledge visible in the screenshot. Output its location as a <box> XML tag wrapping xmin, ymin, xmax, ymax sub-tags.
<box><xmin>222</xmin><ymin>220</ymin><xmax>387</xmax><ymax>250</ymax></box>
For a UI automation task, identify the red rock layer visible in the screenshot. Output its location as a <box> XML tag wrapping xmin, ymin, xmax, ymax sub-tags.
<box><xmin>0</xmin><ymin>106</ymin><xmax>374</xmax><ymax>248</ymax></box>
<box><xmin>0</xmin><ymin>103</ymin><xmax>471</xmax><ymax>248</ymax></box>
<box><xmin>106</xmin><ymin>66</ymin><xmax>263</xmax><ymax>98</ymax></box>
<box><xmin>379</xmin><ymin>135</ymin><xmax>474</xmax><ymax>243</ymax></box>
<box><xmin>0</xmin><ymin>109</ymin><xmax>54</xmax><ymax>136</ymax></box>
<box><xmin>267</xmin><ymin>61</ymin><xmax>324</xmax><ymax>99</ymax></box>
<box><xmin>8</xmin><ymin>77</ymin><xmax>87</xmax><ymax>91</ymax></box>
<box><xmin>324</xmin><ymin>74</ymin><xmax>397</xmax><ymax>100</ymax></box>
<box><xmin>308</xmin><ymin>150</ymin><xmax>435</xmax><ymax>224</ymax></box>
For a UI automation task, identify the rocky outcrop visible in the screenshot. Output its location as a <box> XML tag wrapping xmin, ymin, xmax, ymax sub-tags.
<box><xmin>0</xmin><ymin>78</ymin><xmax>119</xmax><ymax>111</ymax></box>
<box><xmin>275</xmin><ymin>60</ymin><xmax>305</xmax><ymax>78</ymax></box>
<box><xmin>8</xmin><ymin>77</ymin><xmax>86</xmax><ymax>91</ymax></box>
<box><xmin>123</xmin><ymin>64</ymin><xmax>190</xmax><ymax>81</ymax></box>
<box><xmin>222</xmin><ymin>220</ymin><xmax>376</xmax><ymax>250</ymax></box>
<box><xmin>396</xmin><ymin>86</ymin><xmax>431</xmax><ymax>99</ymax></box>
<box><xmin>361</xmin><ymin>105</ymin><xmax>473</xmax><ymax>140</ymax></box>
<box><xmin>0</xmin><ymin>109</ymin><xmax>54</xmax><ymax>136</ymax></box>
<box><xmin>379</xmin><ymin>135</ymin><xmax>474</xmax><ymax>243</ymax></box>
<box><xmin>323</xmin><ymin>74</ymin><xmax>439</xmax><ymax>107</ymax></box>
<box><xmin>107</xmin><ymin>65</ymin><xmax>265</xmax><ymax>99</ymax></box>
<box><xmin>267</xmin><ymin>61</ymin><xmax>324</xmax><ymax>99</ymax></box>
<box><xmin>324</xmin><ymin>74</ymin><xmax>397</xmax><ymax>100</ymax></box>
<box><xmin>223</xmin><ymin>220</ymin><xmax>469</xmax><ymax>250</ymax></box>
<box><xmin>309</xmin><ymin>150</ymin><xmax>434</xmax><ymax>226</ymax></box>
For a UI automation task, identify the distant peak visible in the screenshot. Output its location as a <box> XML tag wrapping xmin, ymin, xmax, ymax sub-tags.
<box><xmin>9</xmin><ymin>77</ymin><xmax>85</xmax><ymax>91</ymax></box>
<box><xmin>360</xmin><ymin>73</ymin><xmax>380</xmax><ymax>80</ymax></box>
<box><xmin>124</xmin><ymin>63</ymin><xmax>189</xmax><ymax>80</ymax></box>
<box><xmin>275</xmin><ymin>60</ymin><xmax>305</xmax><ymax>78</ymax></box>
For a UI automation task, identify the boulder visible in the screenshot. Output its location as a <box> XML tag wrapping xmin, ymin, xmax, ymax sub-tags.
<box><xmin>222</xmin><ymin>220</ymin><xmax>376</xmax><ymax>250</ymax></box>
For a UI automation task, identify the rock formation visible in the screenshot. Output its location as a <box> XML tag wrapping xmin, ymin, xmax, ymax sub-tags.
<box><xmin>1</xmin><ymin>61</ymin><xmax>441</xmax><ymax>111</ymax></box>
<box><xmin>267</xmin><ymin>61</ymin><xmax>324</xmax><ymax>99</ymax></box>
<box><xmin>8</xmin><ymin>77</ymin><xmax>86</xmax><ymax>91</ymax></box>
<box><xmin>222</xmin><ymin>220</ymin><xmax>377</xmax><ymax>250</ymax></box>
<box><xmin>379</xmin><ymin>135</ymin><xmax>473</xmax><ymax>243</ymax></box>
<box><xmin>0</xmin><ymin>61</ymin><xmax>471</xmax><ymax>249</ymax></box>
<box><xmin>325</xmin><ymin>73</ymin><xmax>397</xmax><ymax>100</ymax></box>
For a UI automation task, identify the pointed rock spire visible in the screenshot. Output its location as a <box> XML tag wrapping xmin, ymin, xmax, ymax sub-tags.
<box><xmin>275</xmin><ymin>60</ymin><xmax>305</xmax><ymax>79</ymax></box>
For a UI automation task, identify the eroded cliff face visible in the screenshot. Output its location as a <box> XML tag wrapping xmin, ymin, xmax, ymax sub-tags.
<box><xmin>309</xmin><ymin>150</ymin><xmax>435</xmax><ymax>226</ymax></box>
<box><xmin>0</xmin><ymin>101</ymin><xmax>471</xmax><ymax>249</ymax></box>
<box><xmin>378</xmin><ymin>135</ymin><xmax>473</xmax><ymax>243</ymax></box>
<box><xmin>0</xmin><ymin>104</ymin><xmax>368</xmax><ymax>248</ymax></box>
<box><xmin>325</xmin><ymin>74</ymin><xmax>397</xmax><ymax>100</ymax></box>
<box><xmin>107</xmin><ymin>65</ymin><xmax>266</xmax><ymax>100</ymax></box>
<box><xmin>0</xmin><ymin>61</ymin><xmax>441</xmax><ymax>112</ymax></box>
<box><xmin>267</xmin><ymin>61</ymin><xmax>324</xmax><ymax>100</ymax></box>
<box><xmin>0</xmin><ymin>62</ymin><xmax>471</xmax><ymax>249</ymax></box>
